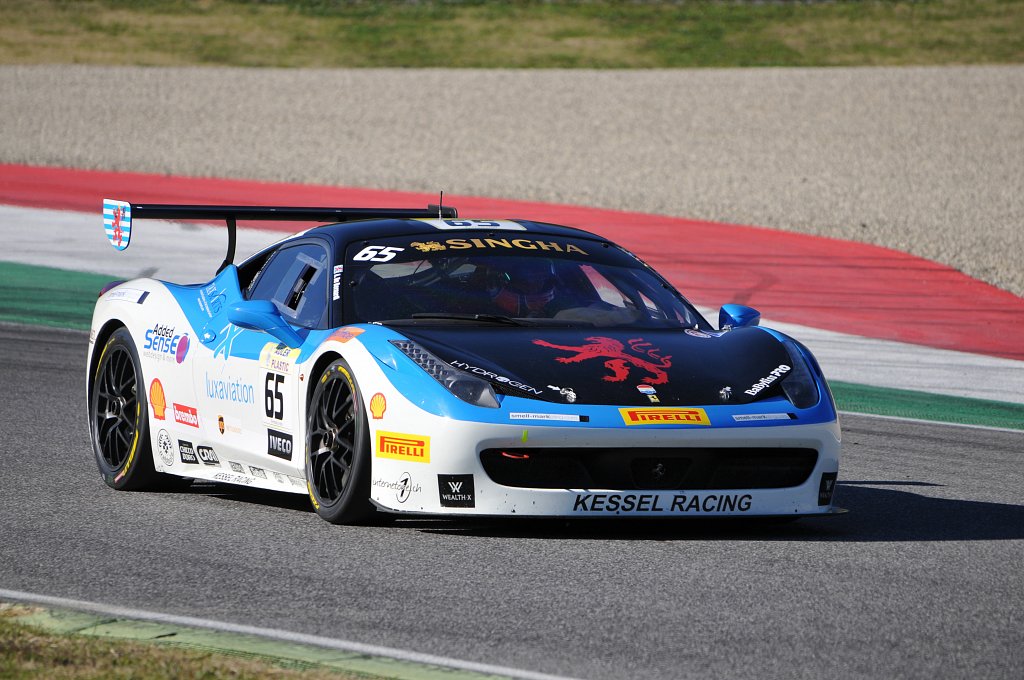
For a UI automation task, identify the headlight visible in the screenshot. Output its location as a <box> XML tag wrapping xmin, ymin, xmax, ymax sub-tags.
<box><xmin>390</xmin><ymin>340</ymin><xmax>500</xmax><ymax>408</ymax></box>
<box><xmin>780</xmin><ymin>341</ymin><xmax>820</xmax><ymax>409</ymax></box>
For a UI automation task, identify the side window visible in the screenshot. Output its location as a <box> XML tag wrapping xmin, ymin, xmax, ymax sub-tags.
<box><xmin>248</xmin><ymin>243</ymin><xmax>329</xmax><ymax>329</ymax></box>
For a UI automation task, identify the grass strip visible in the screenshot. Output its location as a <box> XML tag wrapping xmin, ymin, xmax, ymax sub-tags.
<box><xmin>0</xmin><ymin>602</ymin><xmax>508</xmax><ymax>680</ymax></box>
<box><xmin>0</xmin><ymin>604</ymin><xmax>378</xmax><ymax>680</ymax></box>
<box><xmin>0</xmin><ymin>0</ymin><xmax>1021</xmax><ymax>68</ymax></box>
<box><xmin>0</xmin><ymin>261</ymin><xmax>115</xmax><ymax>330</ymax></box>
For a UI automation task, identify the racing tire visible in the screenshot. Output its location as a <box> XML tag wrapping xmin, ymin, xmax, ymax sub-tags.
<box><xmin>90</xmin><ymin>327</ymin><xmax>162</xmax><ymax>491</ymax></box>
<box><xmin>305</xmin><ymin>359</ymin><xmax>375</xmax><ymax>524</ymax></box>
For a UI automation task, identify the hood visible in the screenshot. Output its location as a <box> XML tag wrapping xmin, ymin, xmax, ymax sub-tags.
<box><xmin>393</xmin><ymin>325</ymin><xmax>796</xmax><ymax>407</ymax></box>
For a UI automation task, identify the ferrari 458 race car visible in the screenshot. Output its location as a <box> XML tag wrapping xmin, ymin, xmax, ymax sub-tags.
<box><xmin>88</xmin><ymin>199</ymin><xmax>841</xmax><ymax>524</ymax></box>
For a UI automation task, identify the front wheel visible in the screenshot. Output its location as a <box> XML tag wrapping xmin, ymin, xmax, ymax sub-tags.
<box><xmin>90</xmin><ymin>328</ymin><xmax>160</xmax><ymax>490</ymax></box>
<box><xmin>305</xmin><ymin>359</ymin><xmax>374</xmax><ymax>524</ymax></box>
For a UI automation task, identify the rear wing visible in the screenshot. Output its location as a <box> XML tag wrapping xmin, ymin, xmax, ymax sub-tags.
<box><xmin>102</xmin><ymin>199</ymin><xmax>458</xmax><ymax>273</ymax></box>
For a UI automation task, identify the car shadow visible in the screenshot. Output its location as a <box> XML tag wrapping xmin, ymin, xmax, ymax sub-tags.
<box><xmin>185</xmin><ymin>481</ymin><xmax>316</xmax><ymax>513</ymax></box>
<box><xmin>406</xmin><ymin>482</ymin><xmax>1024</xmax><ymax>542</ymax></box>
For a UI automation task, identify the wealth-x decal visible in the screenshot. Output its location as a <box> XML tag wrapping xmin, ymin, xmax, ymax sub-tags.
<box><xmin>532</xmin><ymin>336</ymin><xmax>672</xmax><ymax>385</ymax></box>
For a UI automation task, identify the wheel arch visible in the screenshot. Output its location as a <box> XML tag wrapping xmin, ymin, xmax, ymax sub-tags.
<box><xmin>87</xmin><ymin>319</ymin><xmax>128</xmax><ymax>400</ymax></box>
<box><xmin>306</xmin><ymin>350</ymin><xmax>342</xmax><ymax>411</ymax></box>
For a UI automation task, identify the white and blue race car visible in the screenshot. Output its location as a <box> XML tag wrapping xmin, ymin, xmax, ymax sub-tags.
<box><xmin>88</xmin><ymin>199</ymin><xmax>841</xmax><ymax>524</ymax></box>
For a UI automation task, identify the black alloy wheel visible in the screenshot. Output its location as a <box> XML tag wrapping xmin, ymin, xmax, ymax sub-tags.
<box><xmin>306</xmin><ymin>359</ymin><xmax>373</xmax><ymax>524</ymax></box>
<box><xmin>91</xmin><ymin>328</ymin><xmax>159</xmax><ymax>490</ymax></box>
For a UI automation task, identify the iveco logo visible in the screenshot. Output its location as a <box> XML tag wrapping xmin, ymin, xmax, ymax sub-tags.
<box><xmin>267</xmin><ymin>428</ymin><xmax>293</xmax><ymax>461</ymax></box>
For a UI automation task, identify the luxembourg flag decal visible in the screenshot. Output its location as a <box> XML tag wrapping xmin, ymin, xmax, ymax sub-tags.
<box><xmin>103</xmin><ymin>199</ymin><xmax>132</xmax><ymax>250</ymax></box>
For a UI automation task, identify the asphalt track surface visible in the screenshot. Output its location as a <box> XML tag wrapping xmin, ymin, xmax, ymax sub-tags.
<box><xmin>2</xmin><ymin>323</ymin><xmax>1021</xmax><ymax>680</ymax></box>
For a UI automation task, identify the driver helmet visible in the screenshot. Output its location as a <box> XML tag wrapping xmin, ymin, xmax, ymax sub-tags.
<box><xmin>490</xmin><ymin>258</ymin><xmax>557</xmax><ymax>316</ymax></box>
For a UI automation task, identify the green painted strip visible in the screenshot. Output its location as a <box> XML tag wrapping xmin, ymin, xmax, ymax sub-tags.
<box><xmin>0</xmin><ymin>260</ymin><xmax>116</xmax><ymax>330</ymax></box>
<box><xmin>831</xmin><ymin>381</ymin><xmax>1024</xmax><ymax>431</ymax></box>
<box><xmin>11</xmin><ymin>606</ymin><xmax>510</xmax><ymax>680</ymax></box>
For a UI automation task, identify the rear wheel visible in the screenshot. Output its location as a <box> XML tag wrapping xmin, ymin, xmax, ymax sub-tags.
<box><xmin>90</xmin><ymin>328</ymin><xmax>160</xmax><ymax>490</ymax></box>
<box><xmin>305</xmin><ymin>359</ymin><xmax>374</xmax><ymax>524</ymax></box>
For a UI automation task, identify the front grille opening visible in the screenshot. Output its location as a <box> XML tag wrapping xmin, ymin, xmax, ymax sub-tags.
<box><xmin>480</xmin><ymin>447</ymin><xmax>817</xmax><ymax>491</ymax></box>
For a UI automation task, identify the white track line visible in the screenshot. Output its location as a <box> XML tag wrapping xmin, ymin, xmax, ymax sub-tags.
<box><xmin>0</xmin><ymin>588</ymin><xmax>580</xmax><ymax>680</ymax></box>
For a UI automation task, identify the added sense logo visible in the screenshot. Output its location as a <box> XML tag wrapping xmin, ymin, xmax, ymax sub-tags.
<box><xmin>267</xmin><ymin>428</ymin><xmax>293</xmax><ymax>460</ymax></box>
<box><xmin>142</xmin><ymin>324</ymin><xmax>189</xmax><ymax>364</ymax></box>
<box><xmin>438</xmin><ymin>474</ymin><xmax>475</xmax><ymax>508</ymax></box>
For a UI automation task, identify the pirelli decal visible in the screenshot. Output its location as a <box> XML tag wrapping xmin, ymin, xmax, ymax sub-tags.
<box><xmin>619</xmin><ymin>407</ymin><xmax>710</xmax><ymax>426</ymax></box>
<box><xmin>376</xmin><ymin>431</ymin><xmax>431</xmax><ymax>463</ymax></box>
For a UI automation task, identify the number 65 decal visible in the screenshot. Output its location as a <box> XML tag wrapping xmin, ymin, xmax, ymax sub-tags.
<box><xmin>353</xmin><ymin>245</ymin><xmax>404</xmax><ymax>262</ymax></box>
<box><xmin>265</xmin><ymin>373</ymin><xmax>284</xmax><ymax>420</ymax></box>
<box><xmin>442</xmin><ymin>220</ymin><xmax>501</xmax><ymax>228</ymax></box>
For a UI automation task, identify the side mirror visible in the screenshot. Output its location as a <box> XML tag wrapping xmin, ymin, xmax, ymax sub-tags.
<box><xmin>719</xmin><ymin>304</ymin><xmax>760</xmax><ymax>330</ymax></box>
<box><xmin>227</xmin><ymin>299</ymin><xmax>304</xmax><ymax>348</ymax></box>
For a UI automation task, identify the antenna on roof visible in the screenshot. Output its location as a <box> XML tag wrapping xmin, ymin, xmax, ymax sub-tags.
<box><xmin>438</xmin><ymin>191</ymin><xmax>444</xmax><ymax>219</ymax></box>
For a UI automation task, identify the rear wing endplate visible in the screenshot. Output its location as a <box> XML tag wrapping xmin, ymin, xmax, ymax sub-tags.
<box><xmin>102</xmin><ymin>199</ymin><xmax>458</xmax><ymax>273</ymax></box>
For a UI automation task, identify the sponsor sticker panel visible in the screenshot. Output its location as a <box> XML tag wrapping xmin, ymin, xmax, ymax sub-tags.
<box><xmin>438</xmin><ymin>474</ymin><xmax>475</xmax><ymax>508</ymax></box>
<box><xmin>572</xmin><ymin>492</ymin><xmax>753</xmax><ymax>514</ymax></box>
<box><xmin>369</xmin><ymin>393</ymin><xmax>387</xmax><ymax>419</ymax></box>
<box><xmin>173</xmin><ymin>403</ymin><xmax>200</xmax><ymax>428</ymax></box>
<box><xmin>619</xmin><ymin>407</ymin><xmax>710</xmax><ymax>426</ymax></box>
<box><xmin>178</xmin><ymin>440</ymin><xmax>199</xmax><ymax>464</ymax></box>
<box><xmin>267</xmin><ymin>428</ymin><xmax>293</xmax><ymax>460</ymax></box>
<box><xmin>745</xmin><ymin>364</ymin><xmax>792</xmax><ymax>396</ymax></box>
<box><xmin>196</xmin><ymin>445</ymin><xmax>220</xmax><ymax>466</ymax></box>
<box><xmin>142</xmin><ymin>323</ymin><xmax>189</xmax><ymax>364</ymax></box>
<box><xmin>157</xmin><ymin>429</ymin><xmax>174</xmax><ymax>467</ymax></box>
<box><xmin>260</xmin><ymin>342</ymin><xmax>301</xmax><ymax>374</ymax></box>
<box><xmin>149</xmin><ymin>379</ymin><xmax>166</xmax><ymax>420</ymax></box>
<box><xmin>372</xmin><ymin>472</ymin><xmax>421</xmax><ymax>503</ymax></box>
<box><xmin>376</xmin><ymin>431</ymin><xmax>430</xmax><ymax>463</ymax></box>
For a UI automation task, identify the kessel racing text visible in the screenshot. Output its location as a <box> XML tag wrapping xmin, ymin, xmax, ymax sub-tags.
<box><xmin>573</xmin><ymin>493</ymin><xmax>753</xmax><ymax>513</ymax></box>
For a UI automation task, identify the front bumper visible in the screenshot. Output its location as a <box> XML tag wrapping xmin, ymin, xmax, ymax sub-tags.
<box><xmin>368</xmin><ymin>417</ymin><xmax>841</xmax><ymax>518</ymax></box>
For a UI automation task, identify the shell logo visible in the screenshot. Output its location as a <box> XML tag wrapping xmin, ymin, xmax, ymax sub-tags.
<box><xmin>369</xmin><ymin>392</ymin><xmax>387</xmax><ymax>420</ymax></box>
<box><xmin>149</xmin><ymin>379</ymin><xmax>167</xmax><ymax>420</ymax></box>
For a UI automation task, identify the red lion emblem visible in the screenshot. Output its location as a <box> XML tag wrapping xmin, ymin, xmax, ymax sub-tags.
<box><xmin>111</xmin><ymin>205</ymin><xmax>125</xmax><ymax>246</ymax></box>
<box><xmin>533</xmin><ymin>336</ymin><xmax>672</xmax><ymax>385</ymax></box>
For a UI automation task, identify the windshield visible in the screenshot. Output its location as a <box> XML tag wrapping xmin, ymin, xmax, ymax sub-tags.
<box><xmin>343</xmin><ymin>233</ymin><xmax>707</xmax><ymax>329</ymax></box>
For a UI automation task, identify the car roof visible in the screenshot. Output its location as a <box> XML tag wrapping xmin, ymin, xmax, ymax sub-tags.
<box><xmin>238</xmin><ymin>217</ymin><xmax>614</xmax><ymax>274</ymax></box>
<box><xmin>310</xmin><ymin>217</ymin><xmax>604</xmax><ymax>245</ymax></box>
